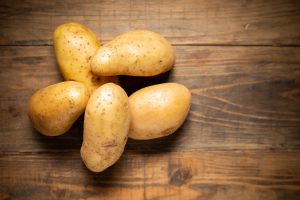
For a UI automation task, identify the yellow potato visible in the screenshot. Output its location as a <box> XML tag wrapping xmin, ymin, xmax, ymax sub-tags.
<box><xmin>81</xmin><ymin>83</ymin><xmax>130</xmax><ymax>172</ymax></box>
<box><xmin>129</xmin><ymin>83</ymin><xmax>191</xmax><ymax>140</ymax></box>
<box><xmin>53</xmin><ymin>23</ymin><xmax>118</xmax><ymax>94</ymax></box>
<box><xmin>28</xmin><ymin>81</ymin><xmax>89</xmax><ymax>136</ymax></box>
<box><xmin>91</xmin><ymin>30</ymin><xmax>175</xmax><ymax>76</ymax></box>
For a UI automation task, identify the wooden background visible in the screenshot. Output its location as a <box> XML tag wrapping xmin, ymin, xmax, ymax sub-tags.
<box><xmin>1</xmin><ymin>0</ymin><xmax>300</xmax><ymax>199</ymax></box>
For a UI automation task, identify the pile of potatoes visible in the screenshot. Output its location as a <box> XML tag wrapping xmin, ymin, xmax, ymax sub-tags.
<box><xmin>28</xmin><ymin>23</ymin><xmax>191</xmax><ymax>172</ymax></box>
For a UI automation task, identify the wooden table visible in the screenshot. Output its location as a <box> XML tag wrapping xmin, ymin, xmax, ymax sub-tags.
<box><xmin>1</xmin><ymin>0</ymin><xmax>300</xmax><ymax>199</ymax></box>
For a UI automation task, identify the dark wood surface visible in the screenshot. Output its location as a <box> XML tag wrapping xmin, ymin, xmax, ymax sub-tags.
<box><xmin>1</xmin><ymin>0</ymin><xmax>300</xmax><ymax>200</ymax></box>
<box><xmin>1</xmin><ymin>0</ymin><xmax>300</xmax><ymax>46</ymax></box>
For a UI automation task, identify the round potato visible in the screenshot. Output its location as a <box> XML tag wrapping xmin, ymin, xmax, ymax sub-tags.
<box><xmin>28</xmin><ymin>81</ymin><xmax>89</xmax><ymax>136</ymax></box>
<box><xmin>81</xmin><ymin>83</ymin><xmax>130</xmax><ymax>172</ymax></box>
<box><xmin>91</xmin><ymin>30</ymin><xmax>175</xmax><ymax>76</ymax></box>
<box><xmin>129</xmin><ymin>83</ymin><xmax>191</xmax><ymax>140</ymax></box>
<box><xmin>53</xmin><ymin>23</ymin><xmax>118</xmax><ymax>94</ymax></box>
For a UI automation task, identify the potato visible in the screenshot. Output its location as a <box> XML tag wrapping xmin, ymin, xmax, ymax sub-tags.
<box><xmin>81</xmin><ymin>83</ymin><xmax>130</xmax><ymax>172</ymax></box>
<box><xmin>28</xmin><ymin>81</ymin><xmax>89</xmax><ymax>136</ymax></box>
<box><xmin>91</xmin><ymin>30</ymin><xmax>175</xmax><ymax>76</ymax></box>
<box><xmin>129</xmin><ymin>83</ymin><xmax>191</xmax><ymax>140</ymax></box>
<box><xmin>53</xmin><ymin>23</ymin><xmax>118</xmax><ymax>94</ymax></box>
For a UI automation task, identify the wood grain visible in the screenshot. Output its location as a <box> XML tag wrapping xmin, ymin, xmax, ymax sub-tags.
<box><xmin>0</xmin><ymin>0</ymin><xmax>300</xmax><ymax>46</ymax></box>
<box><xmin>1</xmin><ymin>151</ymin><xmax>300</xmax><ymax>200</ymax></box>
<box><xmin>1</xmin><ymin>46</ymin><xmax>300</xmax><ymax>153</ymax></box>
<box><xmin>1</xmin><ymin>0</ymin><xmax>300</xmax><ymax>199</ymax></box>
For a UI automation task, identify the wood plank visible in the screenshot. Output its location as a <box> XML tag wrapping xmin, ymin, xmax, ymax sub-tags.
<box><xmin>1</xmin><ymin>0</ymin><xmax>300</xmax><ymax>45</ymax></box>
<box><xmin>0</xmin><ymin>151</ymin><xmax>300</xmax><ymax>200</ymax></box>
<box><xmin>1</xmin><ymin>46</ymin><xmax>300</xmax><ymax>153</ymax></box>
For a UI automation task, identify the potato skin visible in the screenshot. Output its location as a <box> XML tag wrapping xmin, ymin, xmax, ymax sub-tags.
<box><xmin>53</xmin><ymin>23</ymin><xmax>118</xmax><ymax>94</ymax></box>
<box><xmin>28</xmin><ymin>81</ymin><xmax>89</xmax><ymax>136</ymax></box>
<box><xmin>129</xmin><ymin>83</ymin><xmax>191</xmax><ymax>140</ymax></box>
<box><xmin>81</xmin><ymin>83</ymin><xmax>130</xmax><ymax>172</ymax></box>
<box><xmin>91</xmin><ymin>30</ymin><xmax>175</xmax><ymax>76</ymax></box>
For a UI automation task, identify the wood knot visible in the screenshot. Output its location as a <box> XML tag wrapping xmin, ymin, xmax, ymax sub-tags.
<box><xmin>9</xmin><ymin>106</ymin><xmax>19</xmax><ymax>118</ymax></box>
<box><xmin>169</xmin><ymin>167</ymin><xmax>193</xmax><ymax>186</ymax></box>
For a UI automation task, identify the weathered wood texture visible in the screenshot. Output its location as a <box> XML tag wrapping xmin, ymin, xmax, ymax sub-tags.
<box><xmin>0</xmin><ymin>0</ymin><xmax>300</xmax><ymax>45</ymax></box>
<box><xmin>1</xmin><ymin>0</ymin><xmax>300</xmax><ymax>199</ymax></box>
<box><xmin>1</xmin><ymin>152</ymin><xmax>300</xmax><ymax>200</ymax></box>
<box><xmin>1</xmin><ymin>46</ymin><xmax>300</xmax><ymax>153</ymax></box>
<box><xmin>1</xmin><ymin>45</ymin><xmax>300</xmax><ymax>199</ymax></box>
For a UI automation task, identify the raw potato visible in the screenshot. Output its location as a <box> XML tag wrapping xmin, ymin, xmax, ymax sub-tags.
<box><xmin>81</xmin><ymin>83</ymin><xmax>130</xmax><ymax>172</ymax></box>
<box><xmin>129</xmin><ymin>83</ymin><xmax>191</xmax><ymax>140</ymax></box>
<box><xmin>53</xmin><ymin>23</ymin><xmax>118</xmax><ymax>94</ymax></box>
<box><xmin>91</xmin><ymin>30</ymin><xmax>175</xmax><ymax>76</ymax></box>
<box><xmin>28</xmin><ymin>81</ymin><xmax>89</xmax><ymax>136</ymax></box>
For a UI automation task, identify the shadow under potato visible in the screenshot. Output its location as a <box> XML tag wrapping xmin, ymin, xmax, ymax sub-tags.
<box><xmin>33</xmin><ymin>115</ymin><xmax>84</xmax><ymax>152</ymax></box>
<box><xmin>119</xmin><ymin>70</ymin><xmax>172</xmax><ymax>95</ymax></box>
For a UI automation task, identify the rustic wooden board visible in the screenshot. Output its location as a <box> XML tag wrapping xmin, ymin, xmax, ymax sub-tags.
<box><xmin>1</xmin><ymin>0</ymin><xmax>300</xmax><ymax>199</ymax></box>
<box><xmin>1</xmin><ymin>151</ymin><xmax>300</xmax><ymax>200</ymax></box>
<box><xmin>1</xmin><ymin>46</ymin><xmax>300</xmax><ymax>154</ymax></box>
<box><xmin>0</xmin><ymin>0</ymin><xmax>300</xmax><ymax>45</ymax></box>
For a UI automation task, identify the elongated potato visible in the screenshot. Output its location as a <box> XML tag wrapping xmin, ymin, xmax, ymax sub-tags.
<box><xmin>129</xmin><ymin>83</ymin><xmax>191</xmax><ymax>140</ymax></box>
<box><xmin>81</xmin><ymin>83</ymin><xmax>130</xmax><ymax>172</ymax></box>
<box><xmin>91</xmin><ymin>30</ymin><xmax>175</xmax><ymax>76</ymax></box>
<box><xmin>28</xmin><ymin>81</ymin><xmax>89</xmax><ymax>136</ymax></box>
<box><xmin>53</xmin><ymin>23</ymin><xmax>118</xmax><ymax>94</ymax></box>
